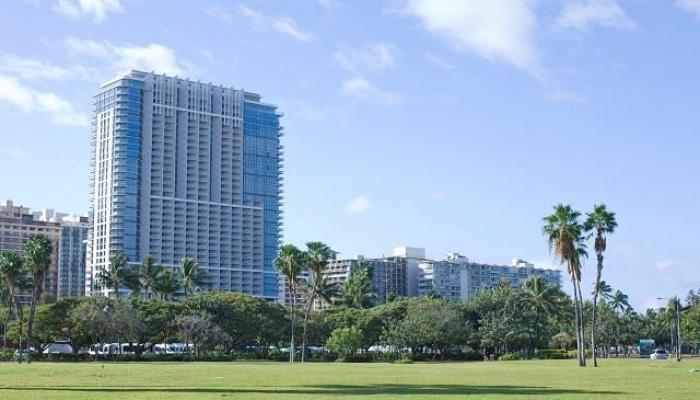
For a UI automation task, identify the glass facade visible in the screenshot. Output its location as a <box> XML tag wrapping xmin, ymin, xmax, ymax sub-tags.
<box><xmin>243</xmin><ymin>101</ymin><xmax>282</xmax><ymax>298</ymax></box>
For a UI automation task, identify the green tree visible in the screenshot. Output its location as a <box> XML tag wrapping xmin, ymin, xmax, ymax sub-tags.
<box><xmin>608</xmin><ymin>289</ymin><xmax>631</xmax><ymax>354</ymax></box>
<box><xmin>300</xmin><ymin>241</ymin><xmax>335</xmax><ymax>362</ymax></box>
<box><xmin>326</xmin><ymin>326</ymin><xmax>363</xmax><ymax>357</ymax></box>
<box><xmin>341</xmin><ymin>261</ymin><xmax>374</xmax><ymax>309</ymax></box>
<box><xmin>584</xmin><ymin>204</ymin><xmax>617</xmax><ymax>367</ymax></box>
<box><xmin>273</xmin><ymin>244</ymin><xmax>303</xmax><ymax>362</ymax></box>
<box><xmin>543</xmin><ymin>204</ymin><xmax>588</xmax><ymax>367</ymax></box>
<box><xmin>0</xmin><ymin>251</ymin><xmax>25</xmax><ymax>349</ymax></box>
<box><xmin>519</xmin><ymin>277</ymin><xmax>566</xmax><ymax>354</ymax></box>
<box><xmin>23</xmin><ymin>234</ymin><xmax>53</xmax><ymax>358</ymax></box>
<box><xmin>152</xmin><ymin>269</ymin><xmax>180</xmax><ymax>301</ymax></box>
<box><xmin>138</xmin><ymin>255</ymin><xmax>162</xmax><ymax>300</ymax></box>
<box><xmin>179</xmin><ymin>257</ymin><xmax>202</xmax><ymax>300</ymax></box>
<box><xmin>98</xmin><ymin>252</ymin><xmax>138</xmax><ymax>299</ymax></box>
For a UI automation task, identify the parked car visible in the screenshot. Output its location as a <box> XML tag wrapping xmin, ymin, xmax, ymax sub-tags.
<box><xmin>13</xmin><ymin>348</ymin><xmax>37</xmax><ymax>362</ymax></box>
<box><xmin>43</xmin><ymin>342</ymin><xmax>73</xmax><ymax>354</ymax></box>
<box><xmin>650</xmin><ymin>349</ymin><xmax>668</xmax><ymax>360</ymax></box>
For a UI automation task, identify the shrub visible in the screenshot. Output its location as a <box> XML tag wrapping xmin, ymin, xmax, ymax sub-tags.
<box><xmin>498</xmin><ymin>353</ymin><xmax>522</xmax><ymax>361</ymax></box>
<box><xmin>537</xmin><ymin>349</ymin><xmax>570</xmax><ymax>360</ymax></box>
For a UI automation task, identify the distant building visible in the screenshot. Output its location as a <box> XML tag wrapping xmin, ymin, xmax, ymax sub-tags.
<box><xmin>418</xmin><ymin>253</ymin><xmax>561</xmax><ymax>301</ymax></box>
<box><xmin>87</xmin><ymin>70</ymin><xmax>283</xmax><ymax>299</ymax></box>
<box><xmin>57</xmin><ymin>217</ymin><xmax>89</xmax><ymax>298</ymax></box>
<box><xmin>316</xmin><ymin>256</ymin><xmax>407</xmax><ymax>309</ymax></box>
<box><xmin>0</xmin><ymin>200</ymin><xmax>61</xmax><ymax>304</ymax></box>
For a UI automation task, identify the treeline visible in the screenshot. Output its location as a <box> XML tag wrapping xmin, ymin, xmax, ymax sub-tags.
<box><xmin>2</xmin><ymin>279</ymin><xmax>699</xmax><ymax>362</ymax></box>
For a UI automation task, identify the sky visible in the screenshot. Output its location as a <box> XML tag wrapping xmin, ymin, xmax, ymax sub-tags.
<box><xmin>1</xmin><ymin>0</ymin><xmax>699</xmax><ymax>310</ymax></box>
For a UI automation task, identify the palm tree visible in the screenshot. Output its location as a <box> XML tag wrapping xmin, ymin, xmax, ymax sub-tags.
<box><xmin>341</xmin><ymin>261</ymin><xmax>374</xmax><ymax>309</ymax></box>
<box><xmin>300</xmin><ymin>241</ymin><xmax>334</xmax><ymax>362</ymax></box>
<box><xmin>0</xmin><ymin>251</ymin><xmax>24</xmax><ymax>349</ymax></box>
<box><xmin>543</xmin><ymin>204</ymin><xmax>588</xmax><ymax>367</ymax></box>
<box><xmin>139</xmin><ymin>255</ymin><xmax>162</xmax><ymax>300</ymax></box>
<box><xmin>608</xmin><ymin>289</ymin><xmax>630</xmax><ymax>355</ymax></box>
<box><xmin>152</xmin><ymin>269</ymin><xmax>181</xmax><ymax>301</ymax></box>
<box><xmin>23</xmin><ymin>234</ymin><xmax>53</xmax><ymax>359</ymax></box>
<box><xmin>98</xmin><ymin>252</ymin><xmax>137</xmax><ymax>299</ymax></box>
<box><xmin>592</xmin><ymin>280</ymin><xmax>613</xmax><ymax>299</ymax></box>
<box><xmin>179</xmin><ymin>257</ymin><xmax>202</xmax><ymax>300</ymax></box>
<box><xmin>274</xmin><ymin>244</ymin><xmax>303</xmax><ymax>362</ymax></box>
<box><xmin>520</xmin><ymin>277</ymin><xmax>564</xmax><ymax>354</ymax></box>
<box><xmin>584</xmin><ymin>204</ymin><xmax>617</xmax><ymax>367</ymax></box>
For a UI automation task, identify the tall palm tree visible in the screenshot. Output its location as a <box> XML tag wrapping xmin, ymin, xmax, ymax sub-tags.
<box><xmin>543</xmin><ymin>204</ymin><xmax>588</xmax><ymax>367</ymax></box>
<box><xmin>23</xmin><ymin>234</ymin><xmax>53</xmax><ymax>359</ymax></box>
<box><xmin>0</xmin><ymin>251</ymin><xmax>24</xmax><ymax>349</ymax></box>
<box><xmin>341</xmin><ymin>261</ymin><xmax>374</xmax><ymax>309</ymax></box>
<box><xmin>274</xmin><ymin>244</ymin><xmax>303</xmax><ymax>363</ymax></box>
<box><xmin>300</xmin><ymin>241</ymin><xmax>334</xmax><ymax>362</ymax></box>
<box><xmin>139</xmin><ymin>254</ymin><xmax>162</xmax><ymax>300</ymax></box>
<box><xmin>179</xmin><ymin>257</ymin><xmax>202</xmax><ymax>300</ymax></box>
<box><xmin>584</xmin><ymin>204</ymin><xmax>617</xmax><ymax>367</ymax></box>
<box><xmin>98</xmin><ymin>252</ymin><xmax>136</xmax><ymax>299</ymax></box>
<box><xmin>152</xmin><ymin>269</ymin><xmax>181</xmax><ymax>301</ymax></box>
<box><xmin>608</xmin><ymin>289</ymin><xmax>630</xmax><ymax>355</ymax></box>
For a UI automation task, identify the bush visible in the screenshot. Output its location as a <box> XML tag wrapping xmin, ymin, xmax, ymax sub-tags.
<box><xmin>537</xmin><ymin>349</ymin><xmax>570</xmax><ymax>360</ymax></box>
<box><xmin>394</xmin><ymin>356</ymin><xmax>413</xmax><ymax>364</ymax></box>
<box><xmin>498</xmin><ymin>353</ymin><xmax>522</xmax><ymax>361</ymax></box>
<box><xmin>566</xmin><ymin>350</ymin><xmax>592</xmax><ymax>359</ymax></box>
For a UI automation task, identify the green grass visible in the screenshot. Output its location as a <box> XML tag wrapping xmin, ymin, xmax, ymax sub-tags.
<box><xmin>0</xmin><ymin>359</ymin><xmax>698</xmax><ymax>399</ymax></box>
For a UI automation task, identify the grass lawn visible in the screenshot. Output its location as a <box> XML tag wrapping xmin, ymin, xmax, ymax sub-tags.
<box><xmin>0</xmin><ymin>359</ymin><xmax>698</xmax><ymax>399</ymax></box>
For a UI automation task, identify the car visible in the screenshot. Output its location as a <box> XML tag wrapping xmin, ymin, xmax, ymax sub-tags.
<box><xmin>650</xmin><ymin>349</ymin><xmax>668</xmax><ymax>360</ymax></box>
<box><xmin>43</xmin><ymin>342</ymin><xmax>73</xmax><ymax>354</ymax></box>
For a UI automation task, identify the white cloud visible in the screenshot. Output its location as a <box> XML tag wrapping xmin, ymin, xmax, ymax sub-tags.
<box><xmin>557</xmin><ymin>0</ymin><xmax>636</xmax><ymax>31</ymax></box>
<box><xmin>238</xmin><ymin>5</ymin><xmax>313</xmax><ymax>42</ymax></box>
<box><xmin>676</xmin><ymin>0</ymin><xmax>700</xmax><ymax>19</ymax></box>
<box><xmin>335</xmin><ymin>43</ymin><xmax>396</xmax><ymax>73</ymax></box>
<box><xmin>404</xmin><ymin>0</ymin><xmax>542</xmax><ymax>78</ymax></box>
<box><xmin>0</xmin><ymin>74</ymin><xmax>89</xmax><ymax>126</ymax></box>
<box><xmin>426</xmin><ymin>51</ymin><xmax>454</xmax><ymax>71</ymax></box>
<box><xmin>64</xmin><ymin>38</ymin><xmax>189</xmax><ymax>76</ymax></box>
<box><xmin>53</xmin><ymin>0</ymin><xmax>123</xmax><ymax>23</ymax></box>
<box><xmin>345</xmin><ymin>195</ymin><xmax>372</xmax><ymax>215</ymax></box>
<box><xmin>0</xmin><ymin>53</ymin><xmax>71</xmax><ymax>80</ymax></box>
<box><xmin>342</xmin><ymin>77</ymin><xmax>401</xmax><ymax>105</ymax></box>
<box><xmin>202</xmin><ymin>4</ymin><xmax>233</xmax><ymax>22</ymax></box>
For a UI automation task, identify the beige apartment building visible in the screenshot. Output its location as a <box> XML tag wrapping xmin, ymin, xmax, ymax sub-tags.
<box><xmin>0</xmin><ymin>200</ymin><xmax>61</xmax><ymax>304</ymax></box>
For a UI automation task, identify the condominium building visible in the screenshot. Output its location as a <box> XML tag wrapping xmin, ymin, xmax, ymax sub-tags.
<box><xmin>418</xmin><ymin>253</ymin><xmax>561</xmax><ymax>301</ymax></box>
<box><xmin>0</xmin><ymin>200</ymin><xmax>61</xmax><ymax>304</ymax></box>
<box><xmin>315</xmin><ymin>256</ymin><xmax>407</xmax><ymax>308</ymax></box>
<box><xmin>87</xmin><ymin>70</ymin><xmax>282</xmax><ymax>299</ymax></box>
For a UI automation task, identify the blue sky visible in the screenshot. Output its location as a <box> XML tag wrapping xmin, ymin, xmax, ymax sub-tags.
<box><xmin>1</xmin><ymin>0</ymin><xmax>699</xmax><ymax>310</ymax></box>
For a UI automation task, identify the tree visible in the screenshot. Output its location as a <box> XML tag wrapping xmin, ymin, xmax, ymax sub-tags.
<box><xmin>300</xmin><ymin>241</ymin><xmax>335</xmax><ymax>362</ymax></box>
<box><xmin>273</xmin><ymin>244</ymin><xmax>303</xmax><ymax>362</ymax></box>
<box><xmin>608</xmin><ymin>289</ymin><xmax>631</xmax><ymax>355</ymax></box>
<box><xmin>543</xmin><ymin>204</ymin><xmax>588</xmax><ymax>366</ymax></box>
<box><xmin>519</xmin><ymin>277</ymin><xmax>566</xmax><ymax>354</ymax></box>
<box><xmin>0</xmin><ymin>251</ymin><xmax>24</xmax><ymax>349</ymax></box>
<box><xmin>23</xmin><ymin>234</ymin><xmax>53</xmax><ymax>359</ymax></box>
<box><xmin>152</xmin><ymin>269</ymin><xmax>180</xmax><ymax>301</ymax></box>
<box><xmin>179</xmin><ymin>257</ymin><xmax>202</xmax><ymax>300</ymax></box>
<box><xmin>326</xmin><ymin>326</ymin><xmax>363</xmax><ymax>357</ymax></box>
<box><xmin>138</xmin><ymin>255</ymin><xmax>162</xmax><ymax>300</ymax></box>
<box><xmin>98</xmin><ymin>252</ymin><xmax>138</xmax><ymax>299</ymax></box>
<box><xmin>584</xmin><ymin>204</ymin><xmax>617</xmax><ymax>367</ymax></box>
<box><xmin>341</xmin><ymin>261</ymin><xmax>374</xmax><ymax>309</ymax></box>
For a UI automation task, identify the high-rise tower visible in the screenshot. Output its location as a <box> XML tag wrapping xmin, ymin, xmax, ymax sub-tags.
<box><xmin>87</xmin><ymin>70</ymin><xmax>282</xmax><ymax>299</ymax></box>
